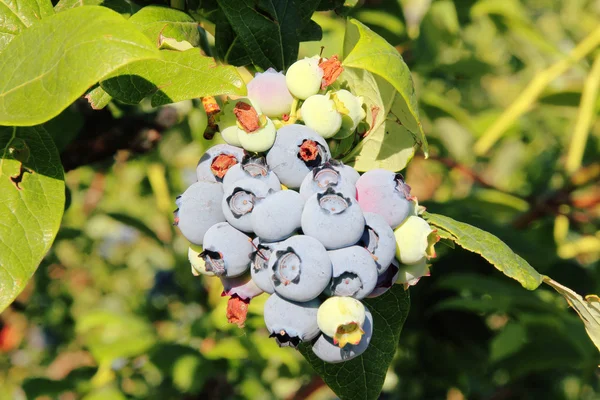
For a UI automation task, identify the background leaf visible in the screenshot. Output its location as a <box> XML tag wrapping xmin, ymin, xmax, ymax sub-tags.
<box><xmin>424</xmin><ymin>212</ymin><xmax>543</xmax><ymax>290</ymax></box>
<box><xmin>340</xmin><ymin>67</ymin><xmax>417</xmax><ymax>171</ymax></box>
<box><xmin>100</xmin><ymin>49</ymin><xmax>245</xmax><ymax>106</ymax></box>
<box><xmin>215</xmin><ymin>0</ymin><xmax>323</xmax><ymax>71</ymax></box>
<box><xmin>544</xmin><ymin>276</ymin><xmax>600</xmax><ymax>352</ymax></box>
<box><xmin>129</xmin><ymin>5</ymin><xmax>200</xmax><ymax>47</ymax></box>
<box><xmin>0</xmin><ymin>0</ymin><xmax>53</xmax><ymax>52</ymax></box>
<box><xmin>299</xmin><ymin>286</ymin><xmax>410</xmax><ymax>400</ymax></box>
<box><xmin>342</xmin><ymin>18</ymin><xmax>427</xmax><ymax>155</ymax></box>
<box><xmin>54</xmin><ymin>0</ymin><xmax>138</xmax><ymax>16</ymax></box>
<box><xmin>0</xmin><ymin>6</ymin><xmax>159</xmax><ymax>126</ymax></box>
<box><xmin>0</xmin><ymin>125</ymin><xmax>64</xmax><ymax>312</ymax></box>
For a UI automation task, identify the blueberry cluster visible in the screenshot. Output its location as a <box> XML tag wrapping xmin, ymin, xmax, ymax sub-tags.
<box><xmin>174</xmin><ymin>55</ymin><xmax>438</xmax><ymax>363</ymax></box>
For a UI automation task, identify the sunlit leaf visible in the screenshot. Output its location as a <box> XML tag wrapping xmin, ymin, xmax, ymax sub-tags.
<box><xmin>424</xmin><ymin>213</ymin><xmax>543</xmax><ymax>290</ymax></box>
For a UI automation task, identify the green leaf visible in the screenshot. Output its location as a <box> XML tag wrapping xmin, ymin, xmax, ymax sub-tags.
<box><xmin>423</xmin><ymin>213</ymin><xmax>543</xmax><ymax>290</ymax></box>
<box><xmin>84</xmin><ymin>86</ymin><xmax>113</xmax><ymax>110</ymax></box>
<box><xmin>129</xmin><ymin>5</ymin><xmax>200</xmax><ymax>47</ymax></box>
<box><xmin>100</xmin><ymin>49</ymin><xmax>245</xmax><ymax>106</ymax></box>
<box><xmin>543</xmin><ymin>276</ymin><xmax>600</xmax><ymax>352</ymax></box>
<box><xmin>54</xmin><ymin>0</ymin><xmax>139</xmax><ymax>16</ymax></box>
<box><xmin>299</xmin><ymin>285</ymin><xmax>410</xmax><ymax>400</ymax></box>
<box><xmin>0</xmin><ymin>0</ymin><xmax>53</xmax><ymax>52</ymax></box>
<box><xmin>215</xmin><ymin>0</ymin><xmax>323</xmax><ymax>71</ymax></box>
<box><xmin>340</xmin><ymin>67</ymin><xmax>417</xmax><ymax>171</ymax></box>
<box><xmin>342</xmin><ymin>18</ymin><xmax>427</xmax><ymax>157</ymax></box>
<box><xmin>0</xmin><ymin>125</ymin><xmax>65</xmax><ymax>313</ymax></box>
<box><xmin>0</xmin><ymin>6</ymin><xmax>160</xmax><ymax>126</ymax></box>
<box><xmin>76</xmin><ymin>310</ymin><xmax>156</xmax><ymax>364</ymax></box>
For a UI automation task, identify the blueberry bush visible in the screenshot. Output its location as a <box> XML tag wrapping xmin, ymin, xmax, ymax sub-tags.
<box><xmin>1</xmin><ymin>0</ymin><xmax>599</xmax><ymax>399</ymax></box>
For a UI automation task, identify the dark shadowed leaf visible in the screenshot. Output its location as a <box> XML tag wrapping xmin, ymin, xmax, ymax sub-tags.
<box><xmin>299</xmin><ymin>286</ymin><xmax>410</xmax><ymax>400</ymax></box>
<box><xmin>0</xmin><ymin>125</ymin><xmax>64</xmax><ymax>312</ymax></box>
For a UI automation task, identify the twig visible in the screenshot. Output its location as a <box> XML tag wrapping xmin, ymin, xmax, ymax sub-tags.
<box><xmin>473</xmin><ymin>26</ymin><xmax>600</xmax><ymax>156</ymax></box>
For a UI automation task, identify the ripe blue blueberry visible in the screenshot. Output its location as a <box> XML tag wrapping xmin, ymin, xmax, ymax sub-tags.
<box><xmin>301</xmin><ymin>188</ymin><xmax>365</xmax><ymax>249</ymax></box>
<box><xmin>299</xmin><ymin>161</ymin><xmax>357</xmax><ymax>201</ymax></box>
<box><xmin>196</xmin><ymin>144</ymin><xmax>246</xmax><ymax>183</ymax></box>
<box><xmin>264</xmin><ymin>293</ymin><xmax>321</xmax><ymax>348</ymax></box>
<box><xmin>268</xmin><ymin>235</ymin><xmax>332</xmax><ymax>302</ymax></box>
<box><xmin>266</xmin><ymin>124</ymin><xmax>331</xmax><ymax>189</ymax></box>
<box><xmin>174</xmin><ymin>181</ymin><xmax>225</xmax><ymax>245</ymax></box>
<box><xmin>356</xmin><ymin>169</ymin><xmax>413</xmax><ymax>229</ymax></box>
<box><xmin>222</xmin><ymin>178</ymin><xmax>271</xmax><ymax>233</ymax></box>
<box><xmin>201</xmin><ymin>222</ymin><xmax>252</xmax><ymax>277</ymax></box>
<box><xmin>358</xmin><ymin>212</ymin><xmax>397</xmax><ymax>275</ymax></box>
<box><xmin>223</xmin><ymin>155</ymin><xmax>281</xmax><ymax>192</ymax></box>
<box><xmin>251</xmin><ymin>190</ymin><xmax>304</xmax><ymax>242</ymax></box>
<box><xmin>311</xmin><ymin>309</ymin><xmax>373</xmax><ymax>363</ymax></box>
<box><xmin>328</xmin><ymin>246</ymin><xmax>378</xmax><ymax>300</ymax></box>
<box><xmin>250</xmin><ymin>238</ymin><xmax>278</xmax><ymax>294</ymax></box>
<box><xmin>367</xmin><ymin>259</ymin><xmax>400</xmax><ymax>298</ymax></box>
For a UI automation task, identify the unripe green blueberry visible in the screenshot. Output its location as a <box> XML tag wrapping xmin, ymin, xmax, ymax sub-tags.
<box><xmin>300</xmin><ymin>94</ymin><xmax>342</xmax><ymax>138</ymax></box>
<box><xmin>395</xmin><ymin>257</ymin><xmax>430</xmax><ymax>289</ymax></box>
<box><xmin>333</xmin><ymin>89</ymin><xmax>366</xmax><ymax>136</ymax></box>
<box><xmin>286</xmin><ymin>57</ymin><xmax>323</xmax><ymax>100</ymax></box>
<box><xmin>237</xmin><ymin>116</ymin><xmax>276</xmax><ymax>152</ymax></box>
<box><xmin>218</xmin><ymin>98</ymin><xmax>261</xmax><ymax>146</ymax></box>
<box><xmin>317</xmin><ymin>296</ymin><xmax>366</xmax><ymax>348</ymax></box>
<box><xmin>189</xmin><ymin>244</ymin><xmax>215</xmax><ymax>277</ymax></box>
<box><xmin>394</xmin><ymin>216</ymin><xmax>438</xmax><ymax>265</ymax></box>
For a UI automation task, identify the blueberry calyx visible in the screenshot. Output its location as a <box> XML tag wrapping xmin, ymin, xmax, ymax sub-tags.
<box><xmin>394</xmin><ymin>173</ymin><xmax>413</xmax><ymax>200</ymax></box>
<box><xmin>272</xmin><ymin>247</ymin><xmax>302</xmax><ymax>286</ymax></box>
<box><xmin>269</xmin><ymin>331</ymin><xmax>302</xmax><ymax>348</ymax></box>
<box><xmin>226</xmin><ymin>188</ymin><xmax>255</xmax><ymax>218</ymax></box>
<box><xmin>241</xmin><ymin>155</ymin><xmax>269</xmax><ymax>177</ymax></box>
<box><xmin>331</xmin><ymin>272</ymin><xmax>363</xmax><ymax>297</ymax></box>
<box><xmin>317</xmin><ymin>188</ymin><xmax>351</xmax><ymax>215</ymax></box>
<box><xmin>200</xmin><ymin>249</ymin><xmax>226</xmax><ymax>276</ymax></box>
<box><xmin>297</xmin><ymin>140</ymin><xmax>327</xmax><ymax>168</ymax></box>
<box><xmin>360</xmin><ymin>225</ymin><xmax>379</xmax><ymax>255</ymax></box>
<box><xmin>312</xmin><ymin>163</ymin><xmax>340</xmax><ymax>188</ymax></box>
<box><xmin>251</xmin><ymin>244</ymin><xmax>272</xmax><ymax>272</ymax></box>
<box><xmin>210</xmin><ymin>154</ymin><xmax>238</xmax><ymax>179</ymax></box>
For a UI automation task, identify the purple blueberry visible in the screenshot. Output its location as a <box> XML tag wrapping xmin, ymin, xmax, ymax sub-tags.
<box><xmin>220</xmin><ymin>272</ymin><xmax>264</xmax><ymax>301</ymax></box>
<box><xmin>250</xmin><ymin>238</ymin><xmax>278</xmax><ymax>294</ymax></box>
<box><xmin>223</xmin><ymin>155</ymin><xmax>281</xmax><ymax>192</ymax></box>
<box><xmin>251</xmin><ymin>190</ymin><xmax>304</xmax><ymax>242</ymax></box>
<box><xmin>328</xmin><ymin>246</ymin><xmax>378</xmax><ymax>300</ymax></box>
<box><xmin>201</xmin><ymin>222</ymin><xmax>252</xmax><ymax>277</ymax></box>
<box><xmin>367</xmin><ymin>260</ymin><xmax>400</xmax><ymax>298</ymax></box>
<box><xmin>222</xmin><ymin>178</ymin><xmax>271</xmax><ymax>233</ymax></box>
<box><xmin>358</xmin><ymin>212</ymin><xmax>397</xmax><ymax>275</ymax></box>
<box><xmin>196</xmin><ymin>144</ymin><xmax>246</xmax><ymax>183</ymax></box>
<box><xmin>268</xmin><ymin>235</ymin><xmax>332</xmax><ymax>302</ymax></box>
<box><xmin>299</xmin><ymin>161</ymin><xmax>357</xmax><ymax>201</ymax></box>
<box><xmin>264</xmin><ymin>293</ymin><xmax>321</xmax><ymax>348</ymax></box>
<box><xmin>356</xmin><ymin>169</ymin><xmax>412</xmax><ymax>229</ymax></box>
<box><xmin>311</xmin><ymin>309</ymin><xmax>373</xmax><ymax>363</ymax></box>
<box><xmin>301</xmin><ymin>188</ymin><xmax>365</xmax><ymax>250</ymax></box>
<box><xmin>266</xmin><ymin>124</ymin><xmax>331</xmax><ymax>188</ymax></box>
<box><xmin>174</xmin><ymin>181</ymin><xmax>225</xmax><ymax>245</ymax></box>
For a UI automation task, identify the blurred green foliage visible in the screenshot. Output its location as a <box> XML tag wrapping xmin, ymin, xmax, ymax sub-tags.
<box><xmin>1</xmin><ymin>0</ymin><xmax>599</xmax><ymax>399</ymax></box>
